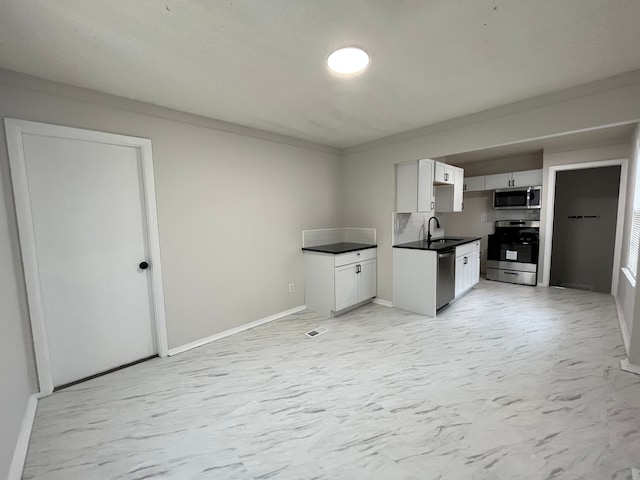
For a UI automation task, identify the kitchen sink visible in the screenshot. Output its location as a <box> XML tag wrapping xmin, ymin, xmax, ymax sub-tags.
<box><xmin>430</xmin><ymin>238</ymin><xmax>462</xmax><ymax>243</ymax></box>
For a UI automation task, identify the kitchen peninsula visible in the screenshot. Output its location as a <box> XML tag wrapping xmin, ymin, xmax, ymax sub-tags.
<box><xmin>393</xmin><ymin>237</ymin><xmax>481</xmax><ymax>317</ymax></box>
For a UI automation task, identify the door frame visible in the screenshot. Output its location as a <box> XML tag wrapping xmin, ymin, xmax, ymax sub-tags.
<box><xmin>541</xmin><ymin>158</ymin><xmax>628</xmax><ymax>293</ymax></box>
<box><xmin>5</xmin><ymin>118</ymin><xmax>168</xmax><ymax>396</ymax></box>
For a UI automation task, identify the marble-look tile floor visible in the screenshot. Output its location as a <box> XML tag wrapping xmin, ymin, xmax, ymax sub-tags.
<box><xmin>23</xmin><ymin>279</ymin><xmax>640</xmax><ymax>479</ymax></box>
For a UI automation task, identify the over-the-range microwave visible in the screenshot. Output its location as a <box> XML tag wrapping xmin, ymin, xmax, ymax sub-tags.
<box><xmin>493</xmin><ymin>186</ymin><xmax>542</xmax><ymax>210</ymax></box>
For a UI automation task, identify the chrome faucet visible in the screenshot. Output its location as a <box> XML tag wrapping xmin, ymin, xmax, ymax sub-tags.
<box><xmin>427</xmin><ymin>216</ymin><xmax>440</xmax><ymax>243</ymax></box>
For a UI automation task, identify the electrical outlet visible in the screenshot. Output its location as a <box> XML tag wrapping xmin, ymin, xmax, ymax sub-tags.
<box><xmin>480</xmin><ymin>214</ymin><xmax>488</xmax><ymax>222</ymax></box>
<box><xmin>289</xmin><ymin>283</ymin><xmax>295</xmax><ymax>293</ymax></box>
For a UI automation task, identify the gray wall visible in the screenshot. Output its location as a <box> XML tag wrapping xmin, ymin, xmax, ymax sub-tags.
<box><xmin>458</xmin><ymin>152</ymin><xmax>543</xmax><ymax>177</ymax></box>
<box><xmin>0</xmin><ymin>70</ymin><xmax>343</xmax><ymax>476</ymax></box>
<box><xmin>550</xmin><ymin>166</ymin><xmax>621</xmax><ymax>292</ymax></box>
<box><xmin>540</xmin><ymin>144</ymin><xmax>630</xmax><ymax>287</ymax></box>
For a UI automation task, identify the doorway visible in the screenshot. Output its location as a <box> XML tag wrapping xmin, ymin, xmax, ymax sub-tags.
<box><xmin>549</xmin><ymin>165</ymin><xmax>621</xmax><ymax>293</ymax></box>
<box><xmin>5</xmin><ymin>119</ymin><xmax>167</xmax><ymax>395</ymax></box>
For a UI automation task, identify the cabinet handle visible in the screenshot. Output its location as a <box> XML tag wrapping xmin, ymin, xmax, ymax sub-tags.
<box><xmin>356</xmin><ymin>264</ymin><xmax>361</xmax><ymax>274</ymax></box>
<box><xmin>431</xmin><ymin>201</ymin><xmax>435</xmax><ymax>210</ymax></box>
<box><xmin>464</xmin><ymin>256</ymin><xmax>468</xmax><ymax>265</ymax></box>
<box><xmin>463</xmin><ymin>184</ymin><xmax>467</xmax><ymax>191</ymax></box>
<box><xmin>445</xmin><ymin>173</ymin><xmax>449</xmax><ymax>181</ymax></box>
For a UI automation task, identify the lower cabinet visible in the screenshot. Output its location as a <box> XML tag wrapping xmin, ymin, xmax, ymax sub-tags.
<box><xmin>455</xmin><ymin>241</ymin><xmax>480</xmax><ymax>297</ymax></box>
<box><xmin>304</xmin><ymin>248</ymin><xmax>377</xmax><ymax>317</ymax></box>
<box><xmin>335</xmin><ymin>259</ymin><xmax>376</xmax><ymax>311</ymax></box>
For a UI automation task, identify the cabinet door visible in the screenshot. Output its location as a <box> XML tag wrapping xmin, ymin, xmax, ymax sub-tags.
<box><xmin>455</xmin><ymin>255</ymin><xmax>465</xmax><ymax>297</ymax></box>
<box><xmin>470</xmin><ymin>250</ymin><xmax>480</xmax><ymax>287</ymax></box>
<box><xmin>434</xmin><ymin>162</ymin><xmax>445</xmax><ymax>183</ymax></box>
<box><xmin>512</xmin><ymin>169</ymin><xmax>543</xmax><ymax>187</ymax></box>
<box><xmin>484</xmin><ymin>172</ymin><xmax>512</xmax><ymax>190</ymax></box>
<box><xmin>464</xmin><ymin>176</ymin><xmax>485</xmax><ymax>192</ymax></box>
<box><xmin>453</xmin><ymin>167</ymin><xmax>464</xmax><ymax>211</ymax></box>
<box><xmin>434</xmin><ymin>162</ymin><xmax>454</xmax><ymax>184</ymax></box>
<box><xmin>335</xmin><ymin>264</ymin><xmax>358</xmax><ymax>311</ymax></box>
<box><xmin>357</xmin><ymin>259</ymin><xmax>377</xmax><ymax>302</ymax></box>
<box><xmin>396</xmin><ymin>162</ymin><xmax>418</xmax><ymax>212</ymax></box>
<box><xmin>463</xmin><ymin>255</ymin><xmax>475</xmax><ymax>291</ymax></box>
<box><xmin>417</xmin><ymin>159</ymin><xmax>435</xmax><ymax>212</ymax></box>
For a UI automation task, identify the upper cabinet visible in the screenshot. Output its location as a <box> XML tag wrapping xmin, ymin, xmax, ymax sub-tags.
<box><xmin>396</xmin><ymin>159</ymin><xmax>435</xmax><ymax>213</ymax></box>
<box><xmin>483</xmin><ymin>172</ymin><xmax>512</xmax><ymax>190</ymax></box>
<box><xmin>512</xmin><ymin>169</ymin><xmax>543</xmax><ymax>187</ymax></box>
<box><xmin>463</xmin><ymin>176</ymin><xmax>485</xmax><ymax>192</ymax></box>
<box><xmin>435</xmin><ymin>165</ymin><xmax>464</xmax><ymax>212</ymax></box>
<box><xmin>396</xmin><ymin>160</ymin><xmax>464</xmax><ymax>213</ymax></box>
<box><xmin>484</xmin><ymin>169</ymin><xmax>543</xmax><ymax>190</ymax></box>
<box><xmin>434</xmin><ymin>162</ymin><xmax>455</xmax><ymax>185</ymax></box>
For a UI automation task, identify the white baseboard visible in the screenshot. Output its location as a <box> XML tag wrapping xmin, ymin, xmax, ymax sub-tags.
<box><xmin>372</xmin><ymin>298</ymin><xmax>393</xmax><ymax>308</ymax></box>
<box><xmin>168</xmin><ymin>305</ymin><xmax>306</xmax><ymax>356</ymax></box>
<box><xmin>614</xmin><ymin>296</ymin><xmax>631</xmax><ymax>355</ymax></box>
<box><xmin>8</xmin><ymin>393</ymin><xmax>39</xmax><ymax>480</ymax></box>
<box><xmin>621</xmin><ymin>358</ymin><xmax>640</xmax><ymax>376</ymax></box>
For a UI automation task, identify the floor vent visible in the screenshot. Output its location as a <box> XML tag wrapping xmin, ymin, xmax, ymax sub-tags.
<box><xmin>305</xmin><ymin>326</ymin><xmax>329</xmax><ymax>338</ymax></box>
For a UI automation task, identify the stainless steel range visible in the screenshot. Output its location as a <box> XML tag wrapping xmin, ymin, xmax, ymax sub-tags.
<box><xmin>486</xmin><ymin>220</ymin><xmax>539</xmax><ymax>286</ymax></box>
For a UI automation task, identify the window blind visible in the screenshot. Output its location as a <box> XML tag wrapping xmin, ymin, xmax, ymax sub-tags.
<box><xmin>628</xmin><ymin>166</ymin><xmax>640</xmax><ymax>277</ymax></box>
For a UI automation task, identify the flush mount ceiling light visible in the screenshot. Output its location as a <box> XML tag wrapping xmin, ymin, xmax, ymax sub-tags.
<box><xmin>326</xmin><ymin>47</ymin><xmax>369</xmax><ymax>75</ymax></box>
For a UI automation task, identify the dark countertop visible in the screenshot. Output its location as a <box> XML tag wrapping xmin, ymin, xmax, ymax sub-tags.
<box><xmin>393</xmin><ymin>237</ymin><xmax>481</xmax><ymax>252</ymax></box>
<box><xmin>302</xmin><ymin>242</ymin><xmax>377</xmax><ymax>254</ymax></box>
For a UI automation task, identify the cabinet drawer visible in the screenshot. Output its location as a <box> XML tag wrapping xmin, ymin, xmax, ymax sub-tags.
<box><xmin>456</xmin><ymin>241</ymin><xmax>480</xmax><ymax>258</ymax></box>
<box><xmin>335</xmin><ymin>248</ymin><xmax>377</xmax><ymax>267</ymax></box>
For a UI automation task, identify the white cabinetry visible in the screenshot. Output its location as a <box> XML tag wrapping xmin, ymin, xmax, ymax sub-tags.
<box><xmin>304</xmin><ymin>248</ymin><xmax>377</xmax><ymax>317</ymax></box>
<box><xmin>484</xmin><ymin>172</ymin><xmax>513</xmax><ymax>190</ymax></box>
<box><xmin>512</xmin><ymin>169</ymin><xmax>543</xmax><ymax>187</ymax></box>
<box><xmin>435</xmin><ymin>166</ymin><xmax>464</xmax><ymax>212</ymax></box>
<box><xmin>335</xmin><ymin>258</ymin><xmax>376</xmax><ymax>311</ymax></box>
<box><xmin>393</xmin><ymin>247</ymin><xmax>438</xmax><ymax>317</ymax></box>
<box><xmin>434</xmin><ymin>161</ymin><xmax>455</xmax><ymax>184</ymax></box>
<box><xmin>455</xmin><ymin>241</ymin><xmax>480</xmax><ymax>297</ymax></box>
<box><xmin>396</xmin><ymin>159</ymin><xmax>435</xmax><ymax>213</ymax></box>
<box><xmin>463</xmin><ymin>176</ymin><xmax>485</xmax><ymax>192</ymax></box>
<box><xmin>484</xmin><ymin>169</ymin><xmax>543</xmax><ymax>189</ymax></box>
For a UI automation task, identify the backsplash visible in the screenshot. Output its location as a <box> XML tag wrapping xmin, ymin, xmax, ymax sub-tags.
<box><xmin>393</xmin><ymin>212</ymin><xmax>444</xmax><ymax>245</ymax></box>
<box><xmin>302</xmin><ymin>228</ymin><xmax>376</xmax><ymax>247</ymax></box>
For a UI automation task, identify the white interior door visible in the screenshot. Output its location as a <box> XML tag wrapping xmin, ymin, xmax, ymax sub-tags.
<box><xmin>6</xmin><ymin>120</ymin><xmax>166</xmax><ymax>391</ymax></box>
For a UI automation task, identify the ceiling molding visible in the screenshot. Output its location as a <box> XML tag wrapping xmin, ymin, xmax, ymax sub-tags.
<box><xmin>0</xmin><ymin>68</ymin><xmax>341</xmax><ymax>156</ymax></box>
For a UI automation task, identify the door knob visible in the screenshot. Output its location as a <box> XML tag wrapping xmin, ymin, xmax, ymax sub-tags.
<box><xmin>139</xmin><ymin>261</ymin><xmax>149</xmax><ymax>270</ymax></box>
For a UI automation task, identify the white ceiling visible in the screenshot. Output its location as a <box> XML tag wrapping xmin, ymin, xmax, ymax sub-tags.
<box><xmin>1</xmin><ymin>0</ymin><xmax>640</xmax><ymax>148</ymax></box>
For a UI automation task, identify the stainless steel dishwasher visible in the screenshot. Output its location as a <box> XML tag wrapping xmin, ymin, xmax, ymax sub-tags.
<box><xmin>436</xmin><ymin>248</ymin><xmax>455</xmax><ymax>310</ymax></box>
